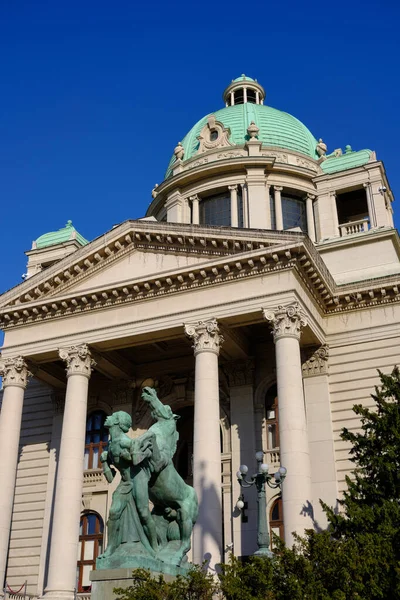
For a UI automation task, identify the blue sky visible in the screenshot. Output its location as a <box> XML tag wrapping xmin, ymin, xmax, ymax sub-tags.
<box><xmin>1</xmin><ymin>0</ymin><xmax>400</xmax><ymax>296</ymax></box>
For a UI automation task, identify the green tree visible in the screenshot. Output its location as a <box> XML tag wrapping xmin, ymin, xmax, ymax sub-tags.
<box><xmin>324</xmin><ymin>366</ymin><xmax>400</xmax><ymax>598</ymax></box>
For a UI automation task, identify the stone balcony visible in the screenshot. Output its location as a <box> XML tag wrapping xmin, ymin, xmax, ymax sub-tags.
<box><xmin>339</xmin><ymin>218</ymin><xmax>369</xmax><ymax>236</ymax></box>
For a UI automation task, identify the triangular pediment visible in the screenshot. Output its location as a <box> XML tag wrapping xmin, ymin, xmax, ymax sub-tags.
<box><xmin>1</xmin><ymin>220</ymin><xmax>302</xmax><ymax>309</ymax></box>
<box><xmin>0</xmin><ymin>219</ymin><xmax>339</xmax><ymax>326</ymax></box>
<box><xmin>59</xmin><ymin>247</ymin><xmax>213</xmax><ymax>295</ymax></box>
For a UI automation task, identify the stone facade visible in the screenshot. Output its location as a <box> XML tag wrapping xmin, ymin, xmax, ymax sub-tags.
<box><xmin>0</xmin><ymin>75</ymin><xmax>399</xmax><ymax>599</ymax></box>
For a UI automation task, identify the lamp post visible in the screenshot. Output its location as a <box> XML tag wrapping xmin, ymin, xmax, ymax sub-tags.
<box><xmin>237</xmin><ymin>451</ymin><xmax>287</xmax><ymax>557</ymax></box>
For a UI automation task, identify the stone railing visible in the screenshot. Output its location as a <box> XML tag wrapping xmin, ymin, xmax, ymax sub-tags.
<box><xmin>83</xmin><ymin>468</ymin><xmax>104</xmax><ymax>485</ymax></box>
<box><xmin>77</xmin><ymin>593</ymin><xmax>91</xmax><ymax>600</ymax></box>
<box><xmin>339</xmin><ymin>218</ymin><xmax>369</xmax><ymax>236</ymax></box>
<box><xmin>265</xmin><ymin>449</ymin><xmax>280</xmax><ymax>469</ymax></box>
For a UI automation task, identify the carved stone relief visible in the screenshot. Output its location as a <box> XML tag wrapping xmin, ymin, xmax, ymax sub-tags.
<box><xmin>196</xmin><ymin>115</ymin><xmax>233</xmax><ymax>154</ymax></box>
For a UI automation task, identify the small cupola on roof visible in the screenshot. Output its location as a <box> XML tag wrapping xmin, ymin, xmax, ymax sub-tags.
<box><xmin>24</xmin><ymin>220</ymin><xmax>89</xmax><ymax>279</ymax></box>
<box><xmin>223</xmin><ymin>74</ymin><xmax>266</xmax><ymax>106</ymax></box>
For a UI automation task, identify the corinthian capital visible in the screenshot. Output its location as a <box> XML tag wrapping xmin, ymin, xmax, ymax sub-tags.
<box><xmin>58</xmin><ymin>344</ymin><xmax>96</xmax><ymax>378</ymax></box>
<box><xmin>184</xmin><ymin>318</ymin><xmax>224</xmax><ymax>356</ymax></box>
<box><xmin>0</xmin><ymin>356</ymin><xmax>32</xmax><ymax>389</ymax></box>
<box><xmin>263</xmin><ymin>303</ymin><xmax>307</xmax><ymax>341</ymax></box>
<box><xmin>302</xmin><ymin>345</ymin><xmax>329</xmax><ymax>377</ymax></box>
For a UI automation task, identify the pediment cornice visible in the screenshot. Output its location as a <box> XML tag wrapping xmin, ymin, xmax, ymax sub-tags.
<box><xmin>0</xmin><ymin>220</ymin><xmax>309</xmax><ymax>309</ymax></box>
<box><xmin>1</xmin><ymin>235</ymin><xmax>335</xmax><ymax>328</ymax></box>
<box><xmin>2</xmin><ymin>220</ymin><xmax>400</xmax><ymax>329</ymax></box>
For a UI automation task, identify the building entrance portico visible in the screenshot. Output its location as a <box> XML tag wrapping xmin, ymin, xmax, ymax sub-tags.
<box><xmin>0</xmin><ymin>265</ymin><xmax>325</xmax><ymax>597</ymax></box>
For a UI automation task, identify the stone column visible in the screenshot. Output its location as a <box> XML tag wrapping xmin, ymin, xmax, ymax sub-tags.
<box><xmin>363</xmin><ymin>183</ymin><xmax>377</xmax><ymax>228</ymax></box>
<box><xmin>263</xmin><ymin>304</ymin><xmax>312</xmax><ymax>545</ymax></box>
<box><xmin>224</xmin><ymin>360</ymin><xmax>257</xmax><ymax>557</ymax></box>
<box><xmin>330</xmin><ymin>191</ymin><xmax>340</xmax><ymax>236</ymax></box>
<box><xmin>302</xmin><ymin>346</ymin><xmax>337</xmax><ymax>529</ymax></box>
<box><xmin>228</xmin><ymin>185</ymin><xmax>238</xmax><ymax>227</ymax></box>
<box><xmin>274</xmin><ymin>186</ymin><xmax>284</xmax><ymax>230</ymax></box>
<box><xmin>243</xmin><ymin>87</ymin><xmax>247</xmax><ymax>103</ymax></box>
<box><xmin>241</xmin><ymin>184</ymin><xmax>249</xmax><ymax>228</ymax></box>
<box><xmin>190</xmin><ymin>194</ymin><xmax>200</xmax><ymax>225</ymax></box>
<box><xmin>184</xmin><ymin>319</ymin><xmax>224</xmax><ymax>568</ymax></box>
<box><xmin>44</xmin><ymin>345</ymin><xmax>95</xmax><ymax>600</ymax></box>
<box><xmin>305</xmin><ymin>193</ymin><xmax>316</xmax><ymax>242</ymax></box>
<box><xmin>265</xmin><ymin>183</ymin><xmax>272</xmax><ymax>229</ymax></box>
<box><xmin>0</xmin><ymin>357</ymin><xmax>31</xmax><ymax>594</ymax></box>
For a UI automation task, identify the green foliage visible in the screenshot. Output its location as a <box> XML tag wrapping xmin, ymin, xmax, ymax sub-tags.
<box><xmin>113</xmin><ymin>564</ymin><xmax>217</xmax><ymax>600</ymax></box>
<box><xmin>219</xmin><ymin>554</ymin><xmax>274</xmax><ymax>600</ymax></box>
<box><xmin>113</xmin><ymin>368</ymin><xmax>400</xmax><ymax>600</ymax></box>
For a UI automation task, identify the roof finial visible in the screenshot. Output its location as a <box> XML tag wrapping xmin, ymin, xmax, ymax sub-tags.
<box><xmin>66</xmin><ymin>220</ymin><xmax>73</xmax><ymax>228</ymax></box>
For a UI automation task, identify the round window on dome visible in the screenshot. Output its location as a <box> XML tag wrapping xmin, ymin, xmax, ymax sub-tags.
<box><xmin>210</xmin><ymin>130</ymin><xmax>219</xmax><ymax>142</ymax></box>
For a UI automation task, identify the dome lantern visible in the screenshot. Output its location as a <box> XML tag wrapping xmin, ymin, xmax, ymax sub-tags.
<box><xmin>223</xmin><ymin>75</ymin><xmax>266</xmax><ymax>107</ymax></box>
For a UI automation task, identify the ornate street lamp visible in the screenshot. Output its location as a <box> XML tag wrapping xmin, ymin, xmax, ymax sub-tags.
<box><xmin>237</xmin><ymin>451</ymin><xmax>287</xmax><ymax>557</ymax></box>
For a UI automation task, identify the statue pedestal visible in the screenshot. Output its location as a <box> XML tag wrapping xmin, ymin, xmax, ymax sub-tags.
<box><xmin>90</xmin><ymin>562</ymin><xmax>191</xmax><ymax>600</ymax></box>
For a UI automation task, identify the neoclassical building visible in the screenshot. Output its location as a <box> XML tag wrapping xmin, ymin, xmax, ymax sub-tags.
<box><xmin>0</xmin><ymin>74</ymin><xmax>399</xmax><ymax>599</ymax></box>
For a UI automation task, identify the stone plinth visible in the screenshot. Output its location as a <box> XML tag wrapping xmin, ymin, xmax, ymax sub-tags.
<box><xmin>90</xmin><ymin>563</ymin><xmax>188</xmax><ymax>600</ymax></box>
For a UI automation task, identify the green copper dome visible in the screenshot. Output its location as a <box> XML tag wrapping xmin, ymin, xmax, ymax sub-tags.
<box><xmin>166</xmin><ymin>103</ymin><xmax>318</xmax><ymax>177</ymax></box>
<box><xmin>35</xmin><ymin>220</ymin><xmax>88</xmax><ymax>249</ymax></box>
<box><xmin>233</xmin><ymin>74</ymin><xmax>255</xmax><ymax>82</ymax></box>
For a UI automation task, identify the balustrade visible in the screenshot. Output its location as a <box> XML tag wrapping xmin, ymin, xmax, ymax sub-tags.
<box><xmin>339</xmin><ymin>218</ymin><xmax>369</xmax><ymax>236</ymax></box>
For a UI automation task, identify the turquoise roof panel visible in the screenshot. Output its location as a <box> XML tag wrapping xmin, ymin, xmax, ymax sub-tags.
<box><xmin>165</xmin><ymin>103</ymin><xmax>318</xmax><ymax>177</ymax></box>
<box><xmin>35</xmin><ymin>220</ymin><xmax>88</xmax><ymax>249</ymax></box>
<box><xmin>320</xmin><ymin>149</ymin><xmax>372</xmax><ymax>174</ymax></box>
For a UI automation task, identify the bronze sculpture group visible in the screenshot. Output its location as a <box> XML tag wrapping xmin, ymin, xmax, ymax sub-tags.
<box><xmin>97</xmin><ymin>387</ymin><xmax>198</xmax><ymax>573</ymax></box>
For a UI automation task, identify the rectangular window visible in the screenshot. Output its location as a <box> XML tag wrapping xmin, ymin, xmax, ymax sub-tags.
<box><xmin>200</xmin><ymin>192</ymin><xmax>231</xmax><ymax>226</ymax></box>
<box><xmin>282</xmin><ymin>195</ymin><xmax>307</xmax><ymax>232</ymax></box>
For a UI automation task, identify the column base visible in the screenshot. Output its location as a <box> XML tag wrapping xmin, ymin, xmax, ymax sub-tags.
<box><xmin>40</xmin><ymin>589</ymin><xmax>76</xmax><ymax>600</ymax></box>
<box><xmin>253</xmin><ymin>547</ymin><xmax>273</xmax><ymax>559</ymax></box>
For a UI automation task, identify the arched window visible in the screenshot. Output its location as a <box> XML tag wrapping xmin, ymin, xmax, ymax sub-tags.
<box><xmin>269</xmin><ymin>498</ymin><xmax>284</xmax><ymax>547</ymax></box>
<box><xmin>77</xmin><ymin>512</ymin><xmax>104</xmax><ymax>592</ymax></box>
<box><xmin>265</xmin><ymin>384</ymin><xmax>279</xmax><ymax>449</ymax></box>
<box><xmin>84</xmin><ymin>411</ymin><xmax>108</xmax><ymax>470</ymax></box>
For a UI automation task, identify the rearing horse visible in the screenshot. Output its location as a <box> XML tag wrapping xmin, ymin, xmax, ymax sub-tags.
<box><xmin>131</xmin><ymin>387</ymin><xmax>198</xmax><ymax>565</ymax></box>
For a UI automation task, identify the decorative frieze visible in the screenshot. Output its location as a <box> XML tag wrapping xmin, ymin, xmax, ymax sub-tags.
<box><xmin>184</xmin><ymin>318</ymin><xmax>224</xmax><ymax>355</ymax></box>
<box><xmin>223</xmin><ymin>358</ymin><xmax>255</xmax><ymax>387</ymax></box>
<box><xmin>0</xmin><ymin>356</ymin><xmax>32</xmax><ymax>389</ymax></box>
<box><xmin>263</xmin><ymin>303</ymin><xmax>307</xmax><ymax>341</ymax></box>
<box><xmin>302</xmin><ymin>345</ymin><xmax>329</xmax><ymax>377</ymax></box>
<box><xmin>58</xmin><ymin>344</ymin><xmax>96</xmax><ymax>379</ymax></box>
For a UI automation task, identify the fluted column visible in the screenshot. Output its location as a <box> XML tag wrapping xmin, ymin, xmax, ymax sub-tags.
<box><xmin>274</xmin><ymin>186</ymin><xmax>284</xmax><ymax>230</ymax></box>
<box><xmin>0</xmin><ymin>357</ymin><xmax>31</xmax><ymax>593</ymax></box>
<box><xmin>190</xmin><ymin>194</ymin><xmax>200</xmax><ymax>225</ymax></box>
<box><xmin>44</xmin><ymin>345</ymin><xmax>95</xmax><ymax>600</ymax></box>
<box><xmin>305</xmin><ymin>193</ymin><xmax>316</xmax><ymax>242</ymax></box>
<box><xmin>184</xmin><ymin>319</ymin><xmax>224</xmax><ymax>568</ymax></box>
<box><xmin>263</xmin><ymin>304</ymin><xmax>312</xmax><ymax>545</ymax></box>
<box><xmin>228</xmin><ymin>185</ymin><xmax>238</xmax><ymax>227</ymax></box>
